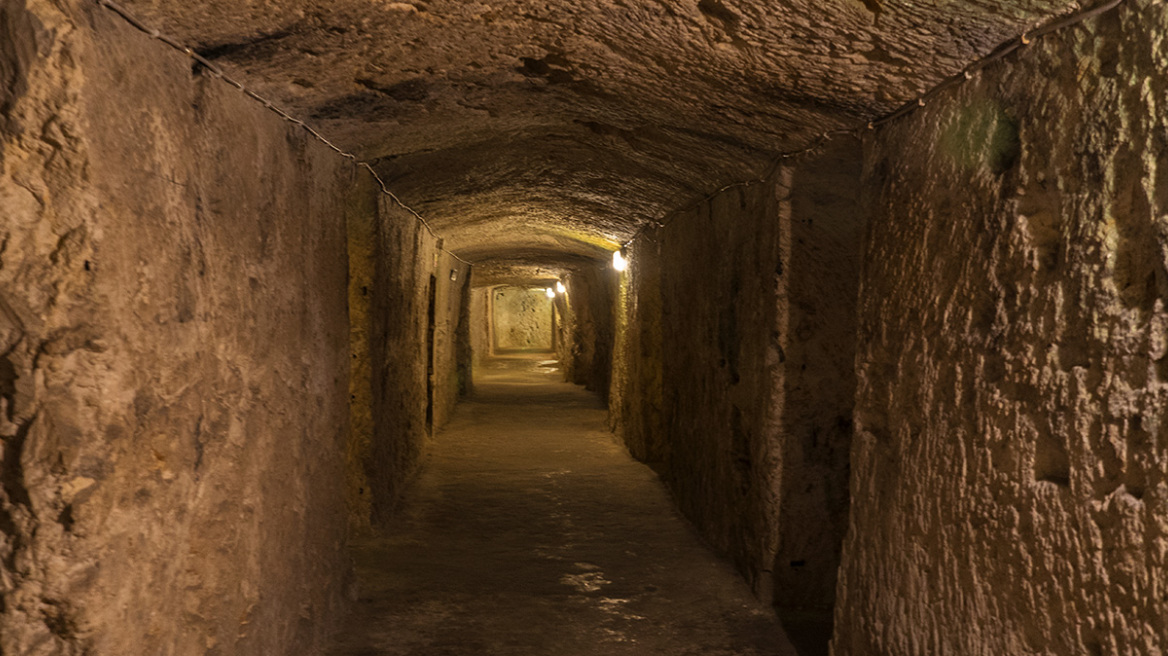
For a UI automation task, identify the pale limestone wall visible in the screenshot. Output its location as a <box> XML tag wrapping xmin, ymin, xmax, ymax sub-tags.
<box><xmin>834</xmin><ymin>2</ymin><xmax>1168</xmax><ymax>653</ymax></box>
<box><xmin>346</xmin><ymin>155</ymin><xmax>469</xmax><ymax>538</ymax></box>
<box><xmin>1</xmin><ymin>2</ymin><xmax>357</xmax><ymax>653</ymax></box>
<box><xmin>551</xmin><ymin>288</ymin><xmax>573</xmax><ymax>374</ymax></box>
<box><xmin>491</xmin><ymin>286</ymin><xmax>554</xmax><ymax>352</ymax></box>
<box><xmin>554</xmin><ymin>284</ymin><xmax>578</xmax><ymax>382</ymax></box>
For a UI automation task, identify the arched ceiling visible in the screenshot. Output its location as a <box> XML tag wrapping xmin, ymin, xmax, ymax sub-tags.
<box><xmin>119</xmin><ymin>0</ymin><xmax>1077</xmax><ymax>262</ymax></box>
<box><xmin>470</xmin><ymin>259</ymin><xmax>580</xmax><ymax>288</ymax></box>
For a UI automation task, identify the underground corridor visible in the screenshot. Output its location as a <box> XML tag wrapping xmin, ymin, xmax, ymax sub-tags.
<box><xmin>2</xmin><ymin>0</ymin><xmax>1167</xmax><ymax>654</ymax></box>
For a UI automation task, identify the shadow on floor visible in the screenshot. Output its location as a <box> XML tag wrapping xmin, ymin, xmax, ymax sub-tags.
<box><xmin>777</xmin><ymin>609</ymin><xmax>833</xmax><ymax>656</ymax></box>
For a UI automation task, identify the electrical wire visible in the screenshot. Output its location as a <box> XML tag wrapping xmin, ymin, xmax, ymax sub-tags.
<box><xmin>95</xmin><ymin>0</ymin><xmax>1133</xmax><ymax>260</ymax></box>
<box><xmin>95</xmin><ymin>0</ymin><xmax>473</xmax><ymax>267</ymax></box>
<box><xmin>619</xmin><ymin>0</ymin><xmax>1131</xmax><ymax>250</ymax></box>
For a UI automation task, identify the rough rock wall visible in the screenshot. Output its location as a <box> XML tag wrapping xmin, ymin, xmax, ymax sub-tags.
<box><xmin>469</xmin><ymin>286</ymin><xmax>491</xmax><ymax>368</ymax></box>
<box><xmin>553</xmin><ymin>286</ymin><xmax>577</xmax><ymax>380</ymax></box>
<box><xmin>834</xmin><ymin>2</ymin><xmax>1168</xmax><ymax>654</ymax></box>
<box><xmin>773</xmin><ymin>144</ymin><xmax>864</xmax><ymax>616</ymax></box>
<box><xmin>617</xmin><ymin>181</ymin><xmax>787</xmax><ymax>598</ymax></box>
<box><xmin>564</xmin><ymin>265</ymin><xmax>615</xmax><ymax>400</ymax></box>
<box><xmin>1</xmin><ymin>2</ymin><xmax>355</xmax><ymax>653</ymax></box>
<box><xmin>346</xmin><ymin>176</ymin><xmax>378</xmax><ymax>535</ymax></box>
<box><xmin>552</xmin><ymin>290</ymin><xmax>572</xmax><ymax>371</ymax></box>
<box><xmin>609</xmin><ymin>236</ymin><xmax>666</xmax><ymax>466</ymax></box>
<box><xmin>431</xmin><ymin>253</ymin><xmax>471</xmax><ymax>429</ymax></box>
<box><xmin>454</xmin><ymin>268</ymin><xmax>474</xmax><ymax>398</ymax></box>
<box><xmin>491</xmin><ymin>286</ymin><xmax>554</xmax><ymax>352</ymax></box>
<box><xmin>368</xmin><ymin>199</ymin><xmax>426</xmax><ymax>527</ymax></box>
<box><xmin>610</xmin><ymin>142</ymin><xmax>864</xmax><ymax>620</ymax></box>
<box><xmin>368</xmin><ymin>201</ymin><xmax>467</xmax><ymax>525</ymax></box>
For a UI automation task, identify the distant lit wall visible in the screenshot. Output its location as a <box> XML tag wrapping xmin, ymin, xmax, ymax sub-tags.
<box><xmin>492</xmin><ymin>286</ymin><xmax>555</xmax><ymax>352</ymax></box>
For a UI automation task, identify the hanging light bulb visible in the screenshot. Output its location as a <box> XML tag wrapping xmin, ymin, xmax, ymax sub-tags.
<box><xmin>612</xmin><ymin>249</ymin><xmax>628</xmax><ymax>272</ymax></box>
<box><xmin>545</xmin><ymin>287</ymin><xmax>556</xmax><ymax>298</ymax></box>
<box><xmin>556</xmin><ymin>281</ymin><xmax>566</xmax><ymax>294</ymax></box>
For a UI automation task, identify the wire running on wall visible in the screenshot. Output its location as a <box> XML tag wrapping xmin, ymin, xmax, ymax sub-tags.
<box><xmin>617</xmin><ymin>0</ymin><xmax>1129</xmax><ymax>251</ymax></box>
<box><xmin>96</xmin><ymin>0</ymin><xmax>1130</xmax><ymax>261</ymax></box>
<box><xmin>95</xmin><ymin>0</ymin><xmax>473</xmax><ymax>267</ymax></box>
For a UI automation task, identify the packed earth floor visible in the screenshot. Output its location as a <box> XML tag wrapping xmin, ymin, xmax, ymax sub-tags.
<box><xmin>325</xmin><ymin>356</ymin><xmax>797</xmax><ymax>656</ymax></box>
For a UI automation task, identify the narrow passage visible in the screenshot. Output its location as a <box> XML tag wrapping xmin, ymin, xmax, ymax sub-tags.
<box><xmin>327</xmin><ymin>356</ymin><xmax>797</xmax><ymax>655</ymax></box>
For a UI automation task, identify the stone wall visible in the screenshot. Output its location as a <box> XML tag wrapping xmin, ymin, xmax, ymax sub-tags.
<box><xmin>491</xmin><ymin>286</ymin><xmax>554</xmax><ymax>352</ymax></box>
<box><xmin>455</xmin><ymin>272</ymin><xmax>474</xmax><ymax>397</ymax></box>
<box><xmin>0</xmin><ymin>2</ymin><xmax>357</xmax><ymax>653</ymax></box>
<box><xmin>774</xmin><ymin>145</ymin><xmax>864</xmax><ymax>619</ymax></box>
<box><xmin>431</xmin><ymin>253</ymin><xmax>472</xmax><ymax>430</ymax></box>
<box><xmin>470</xmin><ymin>286</ymin><xmax>492</xmax><ymax>369</ymax></box>
<box><xmin>610</xmin><ymin>239</ymin><xmax>665</xmax><ymax>465</ymax></box>
<box><xmin>367</xmin><ymin>203</ymin><xmax>468</xmax><ymax>526</ymax></box>
<box><xmin>563</xmin><ymin>265</ymin><xmax>615</xmax><ymax>400</ymax></box>
<box><xmin>833</xmin><ymin>2</ymin><xmax>1168</xmax><ymax>654</ymax></box>
<box><xmin>347</xmin><ymin>176</ymin><xmax>379</xmax><ymax>535</ymax></box>
<box><xmin>613</xmin><ymin>180</ymin><xmax>785</xmax><ymax>597</ymax></box>
<box><xmin>552</xmin><ymin>289</ymin><xmax>573</xmax><ymax>372</ymax></box>
<box><xmin>610</xmin><ymin>140</ymin><xmax>865</xmax><ymax>629</ymax></box>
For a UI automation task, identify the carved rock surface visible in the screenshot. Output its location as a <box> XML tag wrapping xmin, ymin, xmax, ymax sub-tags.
<box><xmin>115</xmin><ymin>0</ymin><xmax>1077</xmax><ymax>261</ymax></box>
<box><xmin>608</xmin><ymin>139</ymin><xmax>865</xmax><ymax>644</ymax></box>
<box><xmin>835</xmin><ymin>1</ymin><xmax>1168</xmax><ymax>652</ymax></box>
<box><xmin>0</xmin><ymin>3</ymin><xmax>358</xmax><ymax>653</ymax></box>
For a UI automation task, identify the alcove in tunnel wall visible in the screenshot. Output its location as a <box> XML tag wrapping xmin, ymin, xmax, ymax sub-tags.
<box><xmin>833</xmin><ymin>1</ymin><xmax>1168</xmax><ymax>653</ymax></box>
<box><xmin>0</xmin><ymin>2</ymin><xmax>361</xmax><ymax>652</ymax></box>
<box><xmin>609</xmin><ymin>138</ymin><xmax>866</xmax><ymax>631</ymax></box>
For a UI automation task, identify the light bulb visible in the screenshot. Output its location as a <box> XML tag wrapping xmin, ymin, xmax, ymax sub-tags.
<box><xmin>556</xmin><ymin>281</ymin><xmax>566</xmax><ymax>294</ymax></box>
<box><xmin>546</xmin><ymin>287</ymin><xmax>556</xmax><ymax>298</ymax></box>
<box><xmin>612</xmin><ymin>250</ymin><xmax>628</xmax><ymax>272</ymax></box>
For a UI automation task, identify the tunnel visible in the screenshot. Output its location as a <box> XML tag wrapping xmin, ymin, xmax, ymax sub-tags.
<box><xmin>1</xmin><ymin>0</ymin><xmax>1166</xmax><ymax>654</ymax></box>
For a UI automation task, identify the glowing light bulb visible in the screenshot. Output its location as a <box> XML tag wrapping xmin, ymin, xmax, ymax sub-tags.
<box><xmin>546</xmin><ymin>287</ymin><xmax>556</xmax><ymax>298</ymax></box>
<box><xmin>556</xmin><ymin>281</ymin><xmax>566</xmax><ymax>294</ymax></box>
<box><xmin>612</xmin><ymin>250</ymin><xmax>628</xmax><ymax>272</ymax></box>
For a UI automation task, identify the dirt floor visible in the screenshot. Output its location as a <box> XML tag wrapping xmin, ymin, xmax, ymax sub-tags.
<box><xmin>325</xmin><ymin>355</ymin><xmax>798</xmax><ymax>655</ymax></box>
